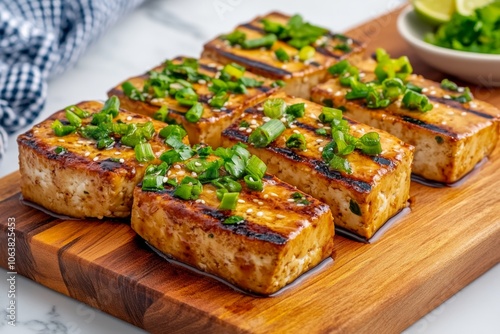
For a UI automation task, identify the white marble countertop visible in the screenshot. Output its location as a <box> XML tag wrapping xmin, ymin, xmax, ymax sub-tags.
<box><xmin>1</xmin><ymin>0</ymin><xmax>499</xmax><ymax>333</ymax></box>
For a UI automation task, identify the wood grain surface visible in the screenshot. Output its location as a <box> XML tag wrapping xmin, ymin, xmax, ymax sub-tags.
<box><xmin>1</xmin><ymin>6</ymin><xmax>499</xmax><ymax>334</ymax></box>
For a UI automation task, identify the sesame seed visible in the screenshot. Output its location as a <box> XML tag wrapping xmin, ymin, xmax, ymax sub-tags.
<box><xmin>429</xmin><ymin>91</ymin><xmax>436</xmax><ymax>95</ymax></box>
<box><xmin>191</xmin><ymin>172</ymin><xmax>198</xmax><ymax>177</ymax></box>
<box><xmin>297</xmin><ymin>203</ymin><xmax>305</xmax><ymax>207</ymax></box>
<box><xmin>221</xmin><ymin>107</ymin><xmax>227</xmax><ymax>111</ymax></box>
<box><xmin>318</xmin><ymin>123</ymin><xmax>324</xmax><ymax>127</ymax></box>
<box><xmin>443</xmin><ymin>94</ymin><xmax>451</xmax><ymax>99</ymax></box>
<box><xmin>319</xmin><ymin>147</ymin><xmax>324</xmax><ymax>152</ymax></box>
<box><xmin>287</xmin><ymin>198</ymin><xmax>295</xmax><ymax>202</ymax></box>
<box><xmin>293</xmin><ymin>129</ymin><xmax>300</xmax><ymax>134</ymax></box>
<box><xmin>194</xmin><ymin>161</ymin><xmax>202</xmax><ymax>167</ymax></box>
<box><xmin>447</xmin><ymin>111</ymin><xmax>454</xmax><ymax>115</ymax></box>
<box><xmin>250</xmin><ymin>119</ymin><xmax>257</xmax><ymax>125</ymax></box>
<box><xmin>421</xmin><ymin>88</ymin><xmax>429</xmax><ymax>93</ymax></box>
<box><xmin>238</xmin><ymin>199</ymin><xmax>246</xmax><ymax>203</ymax></box>
<box><xmin>263</xmin><ymin>194</ymin><xmax>269</xmax><ymax>199</ymax></box>
<box><xmin>441</xmin><ymin>121</ymin><xmax>447</xmax><ymax>125</ymax></box>
<box><xmin>276</xmin><ymin>214</ymin><xmax>286</xmax><ymax>219</ymax></box>
<box><xmin>257</xmin><ymin>107</ymin><xmax>264</xmax><ymax>111</ymax></box>
<box><xmin>177</xmin><ymin>170</ymin><xmax>186</xmax><ymax>176</ymax></box>
<box><xmin>246</xmin><ymin>128</ymin><xmax>252</xmax><ymax>133</ymax></box>
<box><xmin>281</xmin><ymin>64</ymin><xmax>287</xmax><ymax>69</ymax></box>
<box><xmin>207</xmin><ymin>63</ymin><xmax>217</xmax><ymax>68</ymax></box>
<box><xmin>77</xmin><ymin>140</ymin><xmax>84</xmax><ymax>144</ymax></box>
<box><xmin>217</xmin><ymin>65</ymin><xmax>223</xmax><ymax>70</ymax></box>
<box><xmin>174</xmin><ymin>165</ymin><xmax>181</xmax><ymax>169</ymax></box>
<box><xmin>241</xmin><ymin>113</ymin><xmax>246</xmax><ymax>117</ymax></box>
<box><xmin>163</xmin><ymin>177</ymin><xmax>168</xmax><ymax>183</ymax></box>
<box><xmin>246</xmin><ymin>208</ymin><xmax>253</xmax><ymax>214</ymax></box>
<box><xmin>461</xmin><ymin>112</ymin><xmax>467</xmax><ymax>116</ymax></box>
<box><xmin>434</xmin><ymin>104</ymin><xmax>440</xmax><ymax>108</ymax></box>
<box><xmin>84</xmin><ymin>152</ymin><xmax>90</xmax><ymax>157</ymax></box>
<box><xmin>213</xmin><ymin>109</ymin><xmax>221</xmax><ymax>113</ymax></box>
<box><xmin>358</xmin><ymin>72</ymin><xmax>366</xmax><ymax>78</ymax></box>
<box><xmin>198</xmin><ymin>79</ymin><xmax>207</xmax><ymax>85</ymax></box>
<box><xmin>126</xmin><ymin>116</ymin><xmax>133</xmax><ymax>121</ymax></box>
<box><xmin>262</xmin><ymin>116</ymin><xmax>271</xmax><ymax>122</ymax></box>
<box><xmin>470</xmin><ymin>102</ymin><xmax>477</xmax><ymax>108</ymax></box>
<box><xmin>253</xmin><ymin>199</ymin><xmax>259</xmax><ymax>203</ymax></box>
<box><xmin>280</xmin><ymin>117</ymin><xmax>287</xmax><ymax>123</ymax></box>
<box><xmin>119</xmin><ymin>158</ymin><xmax>125</xmax><ymax>163</ymax></box>
<box><xmin>289</xmin><ymin>124</ymin><xmax>297</xmax><ymax>128</ymax></box>
<box><xmin>195</xmin><ymin>199</ymin><xmax>206</xmax><ymax>204</ymax></box>
<box><xmin>258</xmin><ymin>201</ymin><xmax>264</xmax><ymax>206</ymax></box>
<box><xmin>58</xmin><ymin>139</ymin><xmax>65</xmax><ymax>142</ymax></box>
<box><xmin>310</xmin><ymin>113</ymin><xmax>317</xmax><ymax>119</ymax></box>
<box><xmin>238</xmin><ymin>127</ymin><xmax>246</xmax><ymax>131</ymax></box>
<box><xmin>93</xmin><ymin>157</ymin><xmax>99</xmax><ymax>161</ymax></box>
<box><xmin>167</xmin><ymin>170</ymin><xmax>172</xmax><ymax>176</ymax></box>
<box><xmin>250</xmin><ymin>124</ymin><xmax>258</xmax><ymax>129</ymax></box>
<box><xmin>334</xmin><ymin>91</ymin><xmax>343</xmax><ymax>96</ymax></box>
<box><xmin>114</xmin><ymin>151</ymin><xmax>121</xmax><ymax>155</ymax></box>
<box><xmin>257</xmin><ymin>212</ymin><xmax>264</xmax><ymax>217</ymax></box>
<box><xmin>326</xmin><ymin>88</ymin><xmax>333</xmax><ymax>93</ymax></box>
<box><xmin>324</xmin><ymin>126</ymin><xmax>331</xmax><ymax>130</ymax></box>
<box><xmin>316</xmin><ymin>139</ymin><xmax>324</xmax><ymax>143</ymax></box>
<box><xmin>270</xmin><ymin>192</ymin><xmax>278</xmax><ymax>197</ymax></box>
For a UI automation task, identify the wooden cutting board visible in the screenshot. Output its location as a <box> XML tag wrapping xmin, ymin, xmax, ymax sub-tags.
<box><xmin>1</xmin><ymin>6</ymin><xmax>499</xmax><ymax>334</ymax></box>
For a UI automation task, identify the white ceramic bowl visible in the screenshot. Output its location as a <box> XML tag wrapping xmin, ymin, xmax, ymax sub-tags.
<box><xmin>397</xmin><ymin>6</ymin><xmax>500</xmax><ymax>86</ymax></box>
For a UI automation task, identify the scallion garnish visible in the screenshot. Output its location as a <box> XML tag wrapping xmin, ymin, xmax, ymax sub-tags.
<box><xmin>329</xmin><ymin>154</ymin><xmax>352</xmax><ymax>174</ymax></box>
<box><xmin>65</xmin><ymin>105</ymin><xmax>90</xmax><ymax>119</ymax></box>
<box><xmin>142</xmin><ymin>175</ymin><xmax>165</xmax><ymax>191</ymax></box>
<box><xmin>173</xmin><ymin>176</ymin><xmax>203</xmax><ymax>200</ymax></box>
<box><xmin>96</xmin><ymin>137</ymin><xmax>115</xmax><ymax>150</ymax></box>
<box><xmin>122</xmin><ymin>81</ymin><xmax>145</xmax><ymax>101</ymax></box>
<box><xmin>223</xmin><ymin>30</ymin><xmax>246</xmax><ymax>45</ymax></box>
<box><xmin>244</xmin><ymin>155</ymin><xmax>267</xmax><ymax>180</ymax></box>
<box><xmin>241</xmin><ymin>34</ymin><xmax>277</xmax><ymax>49</ymax></box>
<box><xmin>248</xmin><ymin>119</ymin><xmax>286</xmax><ymax>148</ymax></box>
<box><xmin>222</xmin><ymin>63</ymin><xmax>245</xmax><ymax>79</ymax></box>
<box><xmin>286</xmin><ymin>133</ymin><xmax>307</xmax><ymax>151</ymax></box>
<box><xmin>356</xmin><ymin>132</ymin><xmax>382</xmax><ymax>155</ymax></box>
<box><xmin>223</xmin><ymin>215</ymin><xmax>245</xmax><ymax>225</ymax></box>
<box><xmin>271</xmin><ymin>80</ymin><xmax>286</xmax><ymax>88</ymax></box>
<box><xmin>185</xmin><ymin>102</ymin><xmax>203</xmax><ymax>123</ymax></box>
<box><xmin>243</xmin><ymin>175</ymin><xmax>263</xmax><ymax>191</ymax></box>
<box><xmin>263</xmin><ymin>98</ymin><xmax>286</xmax><ymax>119</ymax></box>
<box><xmin>402</xmin><ymin>90</ymin><xmax>433</xmax><ymax>112</ymax></box>
<box><xmin>319</xmin><ymin>107</ymin><xmax>342</xmax><ymax>123</ymax></box>
<box><xmin>210</xmin><ymin>91</ymin><xmax>229</xmax><ymax>109</ymax></box>
<box><xmin>218</xmin><ymin>192</ymin><xmax>239</xmax><ymax>210</ymax></box>
<box><xmin>291</xmin><ymin>192</ymin><xmax>310</xmax><ymax>205</ymax></box>
<box><xmin>51</xmin><ymin>120</ymin><xmax>76</xmax><ymax>137</ymax></box>
<box><xmin>274</xmin><ymin>48</ymin><xmax>290</xmax><ymax>62</ymax></box>
<box><xmin>238</xmin><ymin>77</ymin><xmax>263</xmax><ymax>88</ymax></box>
<box><xmin>54</xmin><ymin>146</ymin><xmax>67</xmax><ymax>155</ymax></box>
<box><xmin>316</xmin><ymin>128</ymin><xmax>328</xmax><ymax>136</ymax></box>
<box><xmin>285</xmin><ymin>103</ymin><xmax>305</xmax><ymax>118</ymax></box>
<box><xmin>135</xmin><ymin>142</ymin><xmax>156</xmax><ymax>162</ymax></box>
<box><xmin>299</xmin><ymin>45</ymin><xmax>315</xmax><ymax>61</ymax></box>
<box><xmin>153</xmin><ymin>106</ymin><xmax>169</xmax><ymax>122</ymax></box>
<box><xmin>451</xmin><ymin>87</ymin><xmax>473</xmax><ymax>104</ymax></box>
<box><xmin>175</xmin><ymin>87</ymin><xmax>198</xmax><ymax>106</ymax></box>
<box><xmin>441</xmin><ymin>79</ymin><xmax>459</xmax><ymax>92</ymax></box>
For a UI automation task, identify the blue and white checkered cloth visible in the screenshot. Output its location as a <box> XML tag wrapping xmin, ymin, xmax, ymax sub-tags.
<box><xmin>0</xmin><ymin>0</ymin><xmax>144</xmax><ymax>160</ymax></box>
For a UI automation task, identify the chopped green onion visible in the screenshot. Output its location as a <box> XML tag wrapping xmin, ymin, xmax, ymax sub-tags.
<box><xmin>243</xmin><ymin>175</ymin><xmax>263</xmax><ymax>191</ymax></box>
<box><xmin>175</xmin><ymin>87</ymin><xmax>198</xmax><ymax>106</ymax></box>
<box><xmin>286</xmin><ymin>133</ymin><xmax>307</xmax><ymax>151</ymax></box>
<box><xmin>357</xmin><ymin>132</ymin><xmax>382</xmax><ymax>155</ymax></box>
<box><xmin>248</xmin><ymin>119</ymin><xmax>286</xmax><ymax>148</ymax></box>
<box><xmin>185</xmin><ymin>159</ymin><xmax>211</xmax><ymax>173</ymax></box>
<box><xmin>328</xmin><ymin>60</ymin><xmax>350</xmax><ymax>76</ymax></box>
<box><xmin>142</xmin><ymin>175</ymin><xmax>165</xmax><ymax>191</ymax></box>
<box><xmin>316</xmin><ymin>128</ymin><xmax>328</xmax><ymax>136</ymax></box>
<box><xmin>65</xmin><ymin>109</ymin><xmax>82</xmax><ymax>127</ymax></box>
<box><xmin>101</xmin><ymin>96</ymin><xmax>120</xmax><ymax>118</ymax></box>
<box><xmin>291</xmin><ymin>192</ymin><xmax>310</xmax><ymax>205</ymax></box>
<box><xmin>145</xmin><ymin>162</ymin><xmax>169</xmax><ymax>177</ymax></box>
<box><xmin>402</xmin><ymin>90</ymin><xmax>433</xmax><ymax>112</ymax></box>
<box><xmin>299</xmin><ymin>45</ymin><xmax>315</xmax><ymax>61</ymax></box>
<box><xmin>382</xmin><ymin>78</ymin><xmax>405</xmax><ymax>100</ymax></box>
<box><xmin>209</xmin><ymin>79</ymin><xmax>228</xmax><ymax>94</ymax></box>
<box><xmin>96</xmin><ymin>137</ymin><xmax>115</xmax><ymax>150</ymax></box>
<box><xmin>334</xmin><ymin>43</ymin><xmax>351</xmax><ymax>52</ymax></box>
<box><xmin>241</xmin><ymin>34</ymin><xmax>277</xmax><ymax>49</ymax></box>
<box><xmin>222</xmin><ymin>63</ymin><xmax>245</xmax><ymax>79</ymax></box>
<box><xmin>451</xmin><ymin>87</ymin><xmax>473</xmax><ymax>104</ymax></box>
<box><xmin>159</xmin><ymin>124</ymin><xmax>187</xmax><ymax>140</ymax></box>
<box><xmin>285</xmin><ymin>103</ymin><xmax>305</xmax><ymax>118</ymax></box>
<box><xmin>271</xmin><ymin>80</ymin><xmax>286</xmax><ymax>88</ymax></box>
<box><xmin>329</xmin><ymin>154</ymin><xmax>352</xmax><ymax>174</ymax></box>
<box><xmin>263</xmin><ymin>98</ymin><xmax>286</xmax><ymax>119</ymax></box>
<box><xmin>245</xmin><ymin>155</ymin><xmax>267</xmax><ymax>179</ymax></box>
<box><xmin>65</xmin><ymin>105</ymin><xmax>90</xmax><ymax>119</ymax></box>
<box><xmin>122</xmin><ymin>81</ymin><xmax>145</xmax><ymax>101</ymax></box>
<box><xmin>238</xmin><ymin>77</ymin><xmax>263</xmax><ymax>88</ymax></box>
<box><xmin>374</xmin><ymin>48</ymin><xmax>413</xmax><ymax>82</ymax></box>
<box><xmin>223</xmin><ymin>30</ymin><xmax>246</xmax><ymax>45</ymax></box>
<box><xmin>435</xmin><ymin>136</ymin><xmax>444</xmax><ymax>144</ymax></box>
<box><xmin>332</xmin><ymin>130</ymin><xmax>355</xmax><ymax>156</ymax></box>
<box><xmin>212</xmin><ymin>176</ymin><xmax>242</xmax><ymax>193</ymax></box>
<box><xmin>135</xmin><ymin>142</ymin><xmax>156</xmax><ymax>162</ymax></box>
<box><xmin>319</xmin><ymin>107</ymin><xmax>342</xmax><ymax>123</ymax></box>
<box><xmin>51</xmin><ymin>120</ymin><xmax>76</xmax><ymax>137</ymax></box>
<box><xmin>239</xmin><ymin>120</ymin><xmax>250</xmax><ymax>128</ymax></box>
<box><xmin>159</xmin><ymin>145</ymin><xmax>194</xmax><ymax>164</ymax></box>
<box><xmin>406</xmin><ymin>82</ymin><xmax>423</xmax><ymax>93</ymax></box>
<box><xmin>185</xmin><ymin>102</ymin><xmax>203</xmax><ymax>123</ymax></box>
<box><xmin>210</xmin><ymin>91</ymin><xmax>229</xmax><ymax>109</ymax></box>
<box><xmin>153</xmin><ymin>106</ymin><xmax>169</xmax><ymax>122</ymax></box>
<box><xmin>173</xmin><ymin>176</ymin><xmax>202</xmax><ymax>200</ymax></box>
<box><xmin>261</xmin><ymin>19</ymin><xmax>286</xmax><ymax>34</ymax></box>
<box><xmin>349</xmin><ymin>199</ymin><xmax>361</xmax><ymax>216</ymax></box>
<box><xmin>218</xmin><ymin>192</ymin><xmax>239</xmax><ymax>210</ymax></box>
<box><xmin>54</xmin><ymin>146</ymin><xmax>67</xmax><ymax>155</ymax></box>
<box><xmin>223</xmin><ymin>215</ymin><xmax>245</xmax><ymax>225</ymax></box>
<box><xmin>441</xmin><ymin>79</ymin><xmax>459</xmax><ymax>92</ymax></box>
<box><xmin>274</xmin><ymin>48</ymin><xmax>290</xmax><ymax>62</ymax></box>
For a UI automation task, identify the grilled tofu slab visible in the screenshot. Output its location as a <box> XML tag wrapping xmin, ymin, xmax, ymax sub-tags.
<box><xmin>311</xmin><ymin>60</ymin><xmax>500</xmax><ymax>183</ymax></box>
<box><xmin>202</xmin><ymin>12</ymin><xmax>364</xmax><ymax>98</ymax></box>
<box><xmin>17</xmin><ymin>100</ymin><xmax>184</xmax><ymax>219</ymax></box>
<box><xmin>131</xmin><ymin>152</ymin><xmax>334</xmax><ymax>295</ymax></box>
<box><xmin>108</xmin><ymin>56</ymin><xmax>277</xmax><ymax>148</ymax></box>
<box><xmin>221</xmin><ymin>93</ymin><xmax>414</xmax><ymax>239</ymax></box>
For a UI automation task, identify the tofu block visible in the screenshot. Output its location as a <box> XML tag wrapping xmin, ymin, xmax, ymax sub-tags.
<box><xmin>221</xmin><ymin>93</ymin><xmax>414</xmax><ymax>239</ymax></box>
<box><xmin>131</xmin><ymin>157</ymin><xmax>334</xmax><ymax>295</ymax></box>
<box><xmin>202</xmin><ymin>12</ymin><xmax>364</xmax><ymax>98</ymax></box>
<box><xmin>17</xmin><ymin>100</ymin><xmax>184</xmax><ymax>219</ymax></box>
<box><xmin>311</xmin><ymin>60</ymin><xmax>500</xmax><ymax>183</ymax></box>
<box><xmin>108</xmin><ymin>56</ymin><xmax>278</xmax><ymax>148</ymax></box>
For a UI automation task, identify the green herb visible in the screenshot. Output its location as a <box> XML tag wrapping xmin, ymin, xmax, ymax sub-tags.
<box><xmin>122</xmin><ymin>81</ymin><xmax>145</xmax><ymax>101</ymax></box>
<box><xmin>402</xmin><ymin>90</ymin><xmax>433</xmax><ymax>112</ymax></box>
<box><xmin>185</xmin><ymin>102</ymin><xmax>203</xmax><ymax>123</ymax></box>
<box><xmin>329</xmin><ymin>154</ymin><xmax>352</xmax><ymax>174</ymax></box>
<box><xmin>223</xmin><ymin>30</ymin><xmax>246</xmax><ymax>45</ymax></box>
<box><xmin>223</xmin><ymin>215</ymin><xmax>245</xmax><ymax>225</ymax></box>
<box><xmin>263</xmin><ymin>98</ymin><xmax>286</xmax><ymax>119</ymax></box>
<box><xmin>65</xmin><ymin>105</ymin><xmax>90</xmax><ymax>119</ymax></box>
<box><xmin>64</xmin><ymin>109</ymin><xmax>82</xmax><ymax>127</ymax></box>
<box><xmin>142</xmin><ymin>175</ymin><xmax>165</xmax><ymax>191</ymax></box>
<box><xmin>291</xmin><ymin>192</ymin><xmax>310</xmax><ymax>205</ymax></box>
<box><xmin>244</xmin><ymin>155</ymin><xmax>267</xmax><ymax>179</ymax></box>
<box><xmin>248</xmin><ymin>119</ymin><xmax>286</xmax><ymax>148</ymax></box>
<box><xmin>319</xmin><ymin>107</ymin><xmax>342</xmax><ymax>123</ymax></box>
<box><xmin>451</xmin><ymin>87</ymin><xmax>473</xmax><ymax>104</ymax></box>
<box><xmin>135</xmin><ymin>142</ymin><xmax>156</xmax><ymax>162</ymax></box>
<box><xmin>210</xmin><ymin>91</ymin><xmax>229</xmax><ymax>109</ymax></box>
<box><xmin>51</xmin><ymin>119</ymin><xmax>76</xmax><ymax>137</ymax></box>
<box><xmin>316</xmin><ymin>128</ymin><xmax>328</xmax><ymax>136</ymax></box>
<box><xmin>222</xmin><ymin>63</ymin><xmax>245</xmax><ymax>79</ymax></box>
<box><xmin>271</xmin><ymin>80</ymin><xmax>286</xmax><ymax>88</ymax></box>
<box><xmin>286</xmin><ymin>133</ymin><xmax>307</xmax><ymax>151</ymax></box>
<box><xmin>334</xmin><ymin>43</ymin><xmax>351</xmax><ymax>52</ymax></box>
<box><xmin>356</xmin><ymin>132</ymin><xmax>382</xmax><ymax>155</ymax></box>
<box><xmin>435</xmin><ymin>136</ymin><xmax>444</xmax><ymax>144</ymax></box>
<box><xmin>243</xmin><ymin>175</ymin><xmax>263</xmax><ymax>191</ymax></box>
<box><xmin>175</xmin><ymin>87</ymin><xmax>198</xmax><ymax>106</ymax></box>
<box><xmin>218</xmin><ymin>192</ymin><xmax>239</xmax><ymax>210</ymax></box>
<box><xmin>159</xmin><ymin>145</ymin><xmax>194</xmax><ymax>164</ymax></box>
<box><xmin>299</xmin><ymin>45</ymin><xmax>315</xmax><ymax>61</ymax></box>
<box><xmin>239</xmin><ymin>120</ymin><xmax>250</xmax><ymax>128</ymax></box>
<box><xmin>441</xmin><ymin>79</ymin><xmax>459</xmax><ymax>91</ymax></box>
<box><xmin>54</xmin><ymin>146</ymin><xmax>67</xmax><ymax>155</ymax></box>
<box><xmin>406</xmin><ymin>82</ymin><xmax>423</xmax><ymax>93</ymax></box>
<box><xmin>374</xmin><ymin>48</ymin><xmax>413</xmax><ymax>82</ymax></box>
<box><xmin>238</xmin><ymin>77</ymin><xmax>263</xmax><ymax>88</ymax></box>
<box><xmin>274</xmin><ymin>48</ymin><xmax>290</xmax><ymax>62</ymax></box>
<box><xmin>96</xmin><ymin>137</ymin><xmax>115</xmax><ymax>150</ymax></box>
<box><xmin>242</xmin><ymin>34</ymin><xmax>277</xmax><ymax>49</ymax></box>
<box><xmin>349</xmin><ymin>199</ymin><xmax>361</xmax><ymax>216</ymax></box>
<box><xmin>285</xmin><ymin>103</ymin><xmax>305</xmax><ymax>118</ymax></box>
<box><xmin>173</xmin><ymin>176</ymin><xmax>203</xmax><ymax>200</ymax></box>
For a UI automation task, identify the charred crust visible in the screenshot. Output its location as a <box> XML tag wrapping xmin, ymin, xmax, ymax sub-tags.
<box><xmin>426</xmin><ymin>95</ymin><xmax>496</xmax><ymax>120</ymax></box>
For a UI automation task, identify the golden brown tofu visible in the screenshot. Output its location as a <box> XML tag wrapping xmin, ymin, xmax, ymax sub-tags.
<box><xmin>108</xmin><ymin>56</ymin><xmax>277</xmax><ymax>148</ymax></box>
<box><xmin>131</xmin><ymin>158</ymin><xmax>334</xmax><ymax>295</ymax></box>
<box><xmin>221</xmin><ymin>93</ymin><xmax>414</xmax><ymax>239</ymax></box>
<box><xmin>202</xmin><ymin>12</ymin><xmax>364</xmax><ymax>98</ymax></box>
<box><xmin>17</xmin><ymin>100</ymin><xmax>184</xmax><ymax>219</ymax></box>
<box><xmin>311</xmin><ymin>60</ymin><xmax>500</xmax><ymax>183</ymax></box>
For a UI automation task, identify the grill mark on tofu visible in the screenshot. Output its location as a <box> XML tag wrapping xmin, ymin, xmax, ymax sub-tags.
<box><xmin>222</xmin><ymin>128</ymin><xmax>249</xmax><ymax>143</ymax></box>
<box><xmin>401</xmin><ymin>116</ymin><xmax>459</xmax><ymax>138</ymax></box>
<box><xmin>199</xmin><ymin>63</ymin><xmax>218</xmax><ymax>73</ymax></box>
<box><xmin>371</xmin><ymin>156</ymin><xmax>394</xmax><ymax>168</ymax></box>
<box><xmin>427</xmin><ymin>95</ymin><xmax>497</xmax><ymax>120</ymax></box>
<box><xmin>240</xmin><ymin>23</ymin><xmax>265</xmax><ymax>34</ymax></box>
<box><xmin>215</xmin><ymin>50</ymin><xmax>293</xmax><ymax>78</ymax></box>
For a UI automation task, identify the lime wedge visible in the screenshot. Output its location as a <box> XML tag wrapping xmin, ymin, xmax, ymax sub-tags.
<box><xmin>455</xmin><ymin>0</ymin><xmax>494</xmax><ymax>15</ymax></box>
<box><xmin>413</xmin><ymin>0</ymin><xmax>455</xmax><ymax>25</ymax></box>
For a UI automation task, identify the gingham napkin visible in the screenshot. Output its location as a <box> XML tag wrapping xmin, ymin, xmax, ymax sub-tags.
<box><xmin>0</xmin><ymin>0</ymin><xmax>144</xmax><ymax>160</ymax></box>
